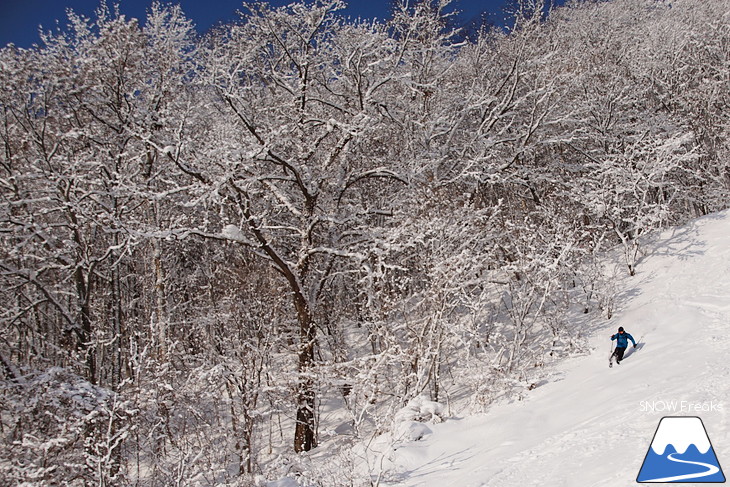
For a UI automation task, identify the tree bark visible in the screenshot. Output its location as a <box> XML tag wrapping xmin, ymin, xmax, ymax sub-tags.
<box><xmin>293</xmin><ymin>291</ymin><xmax>317</xmax><ymax>452</ymax></box>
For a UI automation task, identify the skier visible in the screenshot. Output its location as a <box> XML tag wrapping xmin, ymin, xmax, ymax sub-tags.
<box><xmin>610</xmin><ymin>326</ymin><xmax>636</xmax><ymax>366</ymax></box>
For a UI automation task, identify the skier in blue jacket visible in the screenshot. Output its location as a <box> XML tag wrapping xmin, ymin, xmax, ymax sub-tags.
<box><xmin>610</xmin><ymin>326</ymin><xmax>636</xmax><ymax>365</ymax></box>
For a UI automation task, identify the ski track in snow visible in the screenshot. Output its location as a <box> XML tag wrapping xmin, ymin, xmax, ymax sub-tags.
<box><xmin>378</xmin><ymin>210</ymin><xmax>730</xmax><ymax>487</ymax></box>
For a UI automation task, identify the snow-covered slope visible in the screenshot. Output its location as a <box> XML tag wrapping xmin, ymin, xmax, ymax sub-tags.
<box><xmin>380</xmin><ymin>210</ymin><xmax>730</xmax><ymax>486</ymax></box>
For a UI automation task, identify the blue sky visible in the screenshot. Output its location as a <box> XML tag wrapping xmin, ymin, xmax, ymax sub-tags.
<box><xmin>0</xmin><ymin>0</ymin><xmax>564</xmax><ymax>48</ymax></box>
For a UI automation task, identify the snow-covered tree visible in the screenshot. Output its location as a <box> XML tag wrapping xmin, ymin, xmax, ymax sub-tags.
<box><xmin>3</xmin><ymin>0</ymin><xmax>730</xmax><ymax>484</ymax></box>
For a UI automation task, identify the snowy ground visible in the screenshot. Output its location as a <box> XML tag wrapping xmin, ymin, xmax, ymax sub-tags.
<box><xmin>377</xmin><ymin>210</ymin><xmax>730</xmax><ymax>486</ymax></box>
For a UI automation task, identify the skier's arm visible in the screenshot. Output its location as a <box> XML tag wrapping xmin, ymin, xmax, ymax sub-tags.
<box><xmin>610</xmin><ymin>334</ymin><xmax>616</xmax><ymax>341</ymax></box>
<box><xmin>628</xmin><ymin>333</ymin><xmax>636</xmax><ymax>347</ymax></box>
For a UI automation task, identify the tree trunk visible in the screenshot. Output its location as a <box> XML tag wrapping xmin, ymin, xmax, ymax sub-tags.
<box><xmin>153</xmin><ymin>237</ymin><xmax>168</xmax><ymax>361</ymax></box>
<box><xmin>230</xmin><ymin>183</ymin><xmax>318</xmax><ymax>452</ymax></box>
<box><xmin>74</xmin><ymin>267</ymin><xmax>96</xmax><ymax>384</ymax></box>
<box><xmin>293</xmin><ymin>291</ymin><xmax>317</xmax><ymax>453</ymax></box>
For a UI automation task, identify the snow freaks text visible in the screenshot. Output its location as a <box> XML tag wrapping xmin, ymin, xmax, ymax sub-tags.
<box><xmin>639</xmin><ymin>401</ymin><xmax>724</xmax><ymax>414</ymax></box>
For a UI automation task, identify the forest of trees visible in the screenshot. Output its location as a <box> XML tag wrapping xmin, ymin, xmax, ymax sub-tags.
<box><xmin>1</xmin><ymin>0</ymin><xmax>729</xmax><ymax>484</ymax></box>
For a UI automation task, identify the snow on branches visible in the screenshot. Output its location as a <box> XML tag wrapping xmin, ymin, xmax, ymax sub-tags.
<box><xmin>1</xmin><ymin>0</ymin><xmax>729</xmax><ymax>484</ymax></box>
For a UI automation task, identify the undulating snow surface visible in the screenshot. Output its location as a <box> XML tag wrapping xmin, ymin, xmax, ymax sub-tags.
<box><xmin>377</xmin><ymin>210</ymin><xmax>730</xmax><ymax>486</ymax></box>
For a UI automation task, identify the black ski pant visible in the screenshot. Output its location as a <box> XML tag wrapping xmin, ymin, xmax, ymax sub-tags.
<box><xmin>613</xmin><ymin>346</ymin><xmax>627</xmax><ymax>362</ymax></box>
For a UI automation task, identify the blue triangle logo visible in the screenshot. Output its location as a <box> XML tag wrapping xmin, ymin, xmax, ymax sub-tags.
<box><xmin>637</xmin><ymin>416</ymin><xmax>726</xmax><ymax>483</ymax></box>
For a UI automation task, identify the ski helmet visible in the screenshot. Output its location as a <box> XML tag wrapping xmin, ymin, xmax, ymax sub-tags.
<box><xmin>618</xmin><ymin>326</ymin><xmax>625</xmax><ymax>332</ymax></box>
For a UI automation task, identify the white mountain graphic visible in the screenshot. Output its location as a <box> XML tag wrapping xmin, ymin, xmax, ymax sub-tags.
<box><xmin>651</xmin><ymin>417</ymin><xmax>711</xmax><ymax>455</ymax></box>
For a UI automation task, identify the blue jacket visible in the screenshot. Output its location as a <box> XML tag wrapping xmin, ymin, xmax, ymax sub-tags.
<box><xmin>611</xmin><ymin>332</ymin><xmax>636</xmax><ymax>348</ymax></box>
